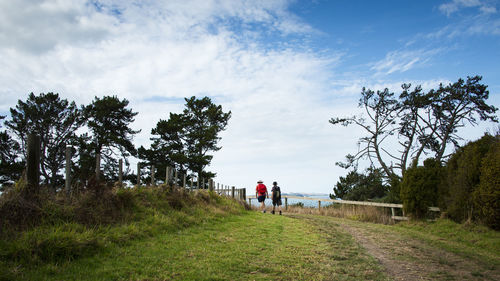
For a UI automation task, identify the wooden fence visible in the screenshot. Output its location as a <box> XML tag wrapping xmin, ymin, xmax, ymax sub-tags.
<box><xmin>23</xmin><ymin>135</ymin><xmax>247</xmax><ymax>201</ymax></box>
<box><xmin>247</xmin><ymin>195</ymin><xmax>440</xmax><ymax>221</ymax></box>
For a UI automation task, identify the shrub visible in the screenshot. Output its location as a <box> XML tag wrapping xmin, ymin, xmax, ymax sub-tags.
<box><xmin>441</xmin><ymin>134</ymin><xmax>498</xmax><ymax>223</ymax></box>
<box><xmin>473</xmin><ymin>140</ymin><xmax>500</xmax><ymax>229</ymax></box>
<box><xmin>400</xmin><ymin>158</ymin><xmax>442</xmax><ymax>219</ymax></box>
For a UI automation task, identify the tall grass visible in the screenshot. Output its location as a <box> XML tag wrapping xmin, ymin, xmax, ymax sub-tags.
<box><xmin>0</xmin><ymin>182</ymin><xmax>248</xmax><ymax>271</ymax></box>
<box><xmin>257</xmin><ymin>203</ymin><xmax>394</xmax><ymax>224</ymax></box>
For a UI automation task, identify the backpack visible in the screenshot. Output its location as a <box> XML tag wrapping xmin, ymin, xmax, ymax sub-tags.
<box><xmin>273</xmin><ymin>186</ymin><xmax>281</xmax><ymax>199</ymax></box>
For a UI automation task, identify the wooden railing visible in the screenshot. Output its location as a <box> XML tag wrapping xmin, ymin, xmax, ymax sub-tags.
<box><xmin>247</xmin><ymin>195</ymin><xmax>440</xmax><ymax>221</ymax></box>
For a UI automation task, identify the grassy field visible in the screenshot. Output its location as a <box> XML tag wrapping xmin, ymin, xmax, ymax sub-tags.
<box><xmin>5</xmin><ymin>212</ymin><xmax>387</xmax><ymax>281</ymax></box>
<box><xmin>1</xmin><ymin>187</ymin><xmax>499</xmax><ymax>280</ymax></box>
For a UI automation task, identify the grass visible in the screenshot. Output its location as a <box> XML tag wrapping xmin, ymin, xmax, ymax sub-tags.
<box><xmin>262</xmin><ymin>203</ymin><xmax>394</xmax><ymax>225</ymax></box>
<box><xmin>0</xmin><ymin>185</ymin><xmax>247</xmax><ymax>280</ymax></box>
<box><xmin>8</xmin><ymin>212</ymin><xmax>388</xmax><ymax>281</ymax></box>
<box><xmin>393</xmin><ymin>219</ymin><xmax>500</xmax><ymax>268</ymax></box>
<box><xmin>2</xmin><ymin>183</ymin><xmax>498</xmax><ymax>280</ymax></box>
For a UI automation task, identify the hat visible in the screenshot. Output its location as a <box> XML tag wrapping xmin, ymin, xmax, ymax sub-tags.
<box><xmin>257</xmin><ymin>180</ymin><xmax>263</xmax><ymax>183</ymax></box>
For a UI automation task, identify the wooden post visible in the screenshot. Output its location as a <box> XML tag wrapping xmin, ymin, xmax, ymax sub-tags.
<box><xmin>26</xmin><ymin>134</ymin><xmax>40</xmax><ymax>196</ymax></box>
<box><xmin>391</xmin><ymin>207</ymin><xmax>395</xmax><ymax>218</ymax></box>
<box><xmin>95</xmin><ymin>153</ymin><xmax>101</xmax><ymax>182</ymax></box>
<box><xmin>209</xmin><ymin>179</ymin><xmax>214</xmax><ymax>191</ymax></box>
<box><xmin>217</xmin><ymin>183</ymin><xmax>219</xmax><ymax>192</ymax></box>
<box><xmin>118</xmin><ymin>159</ymin><xmax>123</xmax><ymax>186</ymax></box>
<box><xmin>137</xmin><ymin>163</ymin><xmax>141</xmax><ymax>186</ymax></box>
<box><xmin>285</xmin><ymin>197</ymin><xmax>288</xmax><ymax>210</ymax></box>
<box><xmin>183</xmin><ymin>174</ymin><xmax>186</xmax><ymax>189</ymax></box>
<box><xmin>174</xmin><ymin>170</ymin><xmax>178</xmax><ymax>186</ymax></box>
<box><xmin>248</xmin><ymin>198</ymin><xmax>252</xmax><ymax>207</ymax></box>
<box><xmin>202</xmin><ymin>178</ymin><xmax>205</xmax><ymax>189</ymax></box>
<box><xmin>243</xmin><ymin>188</ymin><xmax>246</xmax><ymax>200</ymax></box>
<box><xmin>231</xmin><ymin>186</ymin><xmax>235</xmax><ymax>198</ymax></box>
<box><xmin>165</xmin><ymin>166</ymin><xmax>170</xmax><ymax>185</ymax></box>
<box><xmin>318</xmin><ymin>200</ymin><xmax>321</xmax><ymax>210</ymax></box>
<box><xmin>151</xmin><ymin>165</ymin><xmax>155</xmax><ymax>186</ymax></box>
<box><xmin>65</xmin><ymin>145</ymin><xmax>71</xmax><ymax>196</ymax></box>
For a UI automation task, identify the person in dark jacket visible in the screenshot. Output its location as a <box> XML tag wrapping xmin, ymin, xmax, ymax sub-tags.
<box><xmin>271</xmin><ymin>181</ymin><xmax>282</xmax><ymax>215</ymax></box>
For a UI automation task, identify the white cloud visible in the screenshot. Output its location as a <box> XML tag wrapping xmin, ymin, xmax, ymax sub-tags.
<box><xmin>370</xmin><ymin>48</ymin><xmax>444</xmax><ymax>75</ymax></box>
<box><xmin>438</xmin><ymin>0</ymin><xmax>497</xmax><ymax>16</ymax></box>
<box><xmin>0</xmin><ymin>0</ymin><xmax>346</xmax><ymax>193</ymax></box>
<box><xmin>1</xmin><ymin>0</ymin><xmax>495</xmax><ymax>194</ymax></box>
<box><xmin>0</xmin><ymin>0</ymin><xmax>117</xmax><ymax>54</ymax></box>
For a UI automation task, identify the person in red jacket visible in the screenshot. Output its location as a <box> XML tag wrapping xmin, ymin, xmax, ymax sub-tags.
<box><xmin>255</xmin><ymin>180</ymin><xmax>268</xmax><ymax>213</ymax></box>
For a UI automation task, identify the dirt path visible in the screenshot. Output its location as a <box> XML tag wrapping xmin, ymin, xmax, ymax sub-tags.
<box><xmin>288</xmin><ymin>214</ymin><xmax>499</xmax><ymax>281</ymax></box>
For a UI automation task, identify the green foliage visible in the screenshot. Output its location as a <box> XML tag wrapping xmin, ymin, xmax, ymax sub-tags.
<box><xmin>441</xmin><ymin>134</ymin><xmax>498</xmax><ymax>223</ymax></box>
<box><xmin>82</xmin><ymin>96</ymin><xmax>140</xmax><ymax>181</ymax></box>
<box><xmin>473</xmin><ymin>137</ymin><xmax>500</xmax><ymax>229</ymax></box>
<box><xmin>331</xmin><ymin>76</ymin><xmax>498</xmax><ymax>182</ymax></box>
<box><xmin>5</xmin><ymin>93</ymin><xmax>84</xmax><ymax>188</ymax></box>
<box><xmin>141</xmin><ymin>96</ymin><xmax>231</xmax><ymax>182</ymax></box>
<box><xmin>0</xmin><ymin>185</ymin><xmax>246</xmax><ymax>267</ymax></box>
<box><xmin>331</xmin><ymin>167</ymin><xmax>388</xmax><ymax>201</ymax></box>
<box><xmin>400</xmin><ymin>158</ymin><xmax>443</xmax><ymax>219</ymax></box>
<box><xmin>0</xmin><ymin>116</ymin><xmax>24</xmax><ymax>186</ymax></box>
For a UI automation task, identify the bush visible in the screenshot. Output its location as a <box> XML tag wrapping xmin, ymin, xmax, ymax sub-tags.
<box><xmin>400</xmin><ymin>158</ymin><xmax>442</xmax><ymax>219</ymax></box>
<box><xmin>473</xmin><ymin>140</ymin><xmax>500</xmax><ymax>229</ymax></box>
<box><xmin>441</xmin><ymin>134</ymin><xmax>498</xmax><ymax>223</ymax></box>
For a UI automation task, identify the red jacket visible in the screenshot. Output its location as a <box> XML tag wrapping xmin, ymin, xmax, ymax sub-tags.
<box><xmin>256</xmin><ymin>184</ymin><xmax>267</xmax><ymax>196</ymax></box>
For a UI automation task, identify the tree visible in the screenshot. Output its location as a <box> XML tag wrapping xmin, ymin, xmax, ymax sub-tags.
<box><xmin>5</xmin><ymin>93</ymin><xmax>84</xmax><ymax>189</ymax></box>
<box><xmin>0</xmin><ymin>116</ymin><xmax>24</xmax><ymax>187</ymax></box>
<box><xmin>331</xmin><ymin>76</ymin><xmax>498</xmax><ymax>183</ymax></box>
<box><xmin>83</xmin><ymin>96</ymin><xmax>140</xmax><ymax>181</ymax></box>
<box><xmin>330</xmin><ymin>167</ymin><xmax>388</xmax><ymax>201</ymax></box>
<box><xmin>183</xmin><ymin>96</ymin><xmax>231</xmax><ymax>178</ymax></box>
<box><xmin>141</xmin><ymin>96</ymin><xmax>231</xmax><ymax>183</ymax></box>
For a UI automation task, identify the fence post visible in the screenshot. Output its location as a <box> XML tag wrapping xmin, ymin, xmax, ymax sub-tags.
<box><xmin>26</xmin><ymin>134</ymin><xmax>40</xmax><ymax>196</ymax></box>
<box><xmin>65</xmin><ymin>145</ymin><xmax>71</xmax><ymax>197</ymax></box>
<box><xmin>183</xmin><ymin>174</ymin><xmax>186</xmax><ymax>189</ymax></box>
<box><xmin>137</xmin><ymin>163</ymin><xmax>141</xmax><ymax>186</ymax></box>
<box><xmin>165</xmin><ymin>166</ymin><xmax>170</xmax><ymax>185</ymax></box>
<box><xmin>118</xmin><ymin>159</ymin><xmax>123</xmax><ymax>186</ymax></box>
<box><xmin>248</xmin><ymin>198</ymin><xmax>251</xmax><ymax>207</ymax></box>
<box><xmin>243</xmin><ymin>188</ymin><xmax>246</xmax><ymax>200</ymax></box>
<box><xmin>285</xmin><ymin>197</ymin><xmax>288</xmax><ymax>211</ymax></box>
<box><xmin>174</xmin><ymin>170</ymin><xmax>178</xmax><ymax>186</ymax></box>
<box><xmin>95</xmin><ymin>153</ymin><xmax>101</xmax><ymax>182</ymax></box>
<box><xmin>231</xmin><ymin>186</ymin><xmax>235</xmax><ymax>198</ymax></box>
<box><xmin>209</xmin><ymin>179</ymin><xmax>214</xmax><ymax>191</ymax></box>
<box><xmin>318</xmin><ymin>200</ymin><xmax>321</xmax><ymax>210</ymax></box>
<box><xmin>151</xmin><ymin>165</ymin><xmax>155</xmax><ymax>186</ymax></box>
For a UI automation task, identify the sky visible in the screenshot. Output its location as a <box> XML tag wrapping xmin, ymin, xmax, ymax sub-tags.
<box><xmin>0</xmin><ymin>0</ymin><xmax>499</xmax><ymax>194</ymax></box>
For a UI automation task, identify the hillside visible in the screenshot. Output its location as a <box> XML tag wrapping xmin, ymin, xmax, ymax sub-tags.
<box><xmin>1</xmin><ymin>185</ymin><xmax>499</xmax><ymax>280</ymax></box>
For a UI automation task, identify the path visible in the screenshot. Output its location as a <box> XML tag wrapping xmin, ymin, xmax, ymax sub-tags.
<box><xmin>288</xmin><ymin>214</ymin><xmax>499</xmax><ymax>281</ymax></box>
